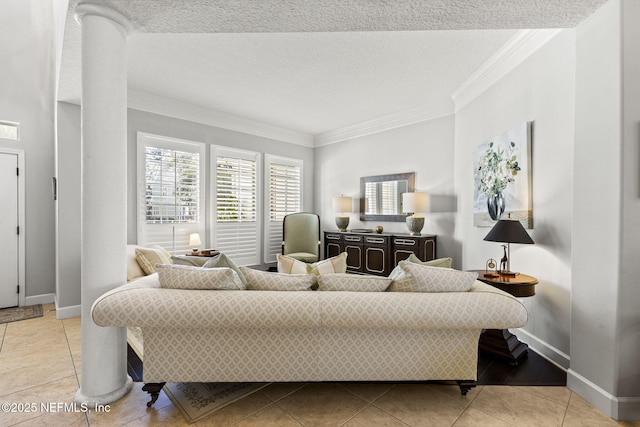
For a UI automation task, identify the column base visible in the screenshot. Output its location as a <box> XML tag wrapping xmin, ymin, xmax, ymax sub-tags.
<box><xmin>74</xmin><ymin>375</ymin><xmax>133</xmax><ymax>406</ymax></box>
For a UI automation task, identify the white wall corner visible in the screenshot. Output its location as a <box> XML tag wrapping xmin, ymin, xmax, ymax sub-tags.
<box><xmin>314</xmin><ymin>102</ymin><xmax>454</xmax><ymax>147</ymax></box>
<box><xmin>567</xmin><ymin>370</ymin><xmax>640</xmax><ymax>421</ymax></box>
<box><xmin>127</xmin><ymin>89</ymin><xmax>315</xmax><ymax>147</ymax></box>
<box><xmin>25</xmin><ymin>293</ymin><xmax>56</xmax><ymax>306</ymax></box>
<box><xmin>451</xmin><ymin>29</ymin><xmax>563</xmax><ymax>112</ymax></box>
<box><xmin>55</xmin><ymin>298</ymin><xmax>81</xmax><ymax>319</ymax></box>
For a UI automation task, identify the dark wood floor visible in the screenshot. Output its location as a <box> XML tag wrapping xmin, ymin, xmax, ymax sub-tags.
<box><xmin>127</xmin><ymin>344</ymin><xmax>566</xmax><ymax>386</ymax></box>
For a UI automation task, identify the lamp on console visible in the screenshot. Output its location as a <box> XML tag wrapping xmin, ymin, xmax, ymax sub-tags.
<box><xmin>483</xmin><ymin>218</ymin><xmax>534</xmax><ymax>276</ymax></box>
<box><xmin>332</xmin><ymin>196</ymin><xmax>352</xmax><ymax>232</ymax></box>
<box><xmin>402</xmin><ymin>192</ymin><xmax>428</xmax><ymax>236</ymax></box>
<box><xmin>189</xmin><ymin>233</ymin><xmax>202</xmax><ymax>253</ymax></box>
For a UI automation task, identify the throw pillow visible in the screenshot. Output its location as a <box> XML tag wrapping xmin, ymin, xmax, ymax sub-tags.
<box><xmin>156</xmin><ymin>264</ymin><xmax>245</xmax><ymax>290</ymax></box>
<box><xmin>317</xmin><ymin>273</ymin><xmax>391</xmax><ymax>292</ymax></box>
<box><xmin>276</xmin><ymin>254</ymin><xmax>309</xmax><ymax>274</ymax></box>
<box><xmin>135</xmin><ymin>246</ymin><xmax>173</xmax><ymax>275</ymax></box>
<box><xmin>240</xmin><ymin>267</ymin><xmax>316</xmax><ymax>291</ymax></box>
<box><xmin>388</xmin><ymin>260</ymin><xmax>478</xmax><ymax>293</ymax></box>
<box><xmin>405</xmin><ymin>253</ymin><xmax>453</xmax><ymax>269</ymax></box>
<box><xmin>202</xmin><ymin>253</ymin><xmax>247</xmax><ymax>286</ymax></box>
<box><xmin>277</xmin><ymin>252</ymin><xmax>348</xmax><ymax>276</ymax></box>
<box><xmin>127</xmin><ymin>245</ymin><xmax>147</xmax><ymax>281</ymax></box>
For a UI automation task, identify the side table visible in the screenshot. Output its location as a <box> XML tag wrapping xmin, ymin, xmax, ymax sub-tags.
<box><xmin>469</xmin><ymin>270</ymin><xmax>538</xmax><ymax>365</ymax></box>
<box><xmin>186</xmin><ymin>250</ymin><xmax>220</xmax><ymax>257</ymax></box>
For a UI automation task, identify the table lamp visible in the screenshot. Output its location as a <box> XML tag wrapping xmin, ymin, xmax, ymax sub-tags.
<box><xmin>483</xmin><ymin>218</ymin><xmax>534</xmax><ymax>276</ymax></box>
<box><xmin>189</xmin><ymin>233</ymin><xmax>202</xmax><ymax>252</ymax></box>
<box><xmin>402</xmin><ymin>192</ymin><xmax>428</xmax><ymax>236</ymax></box>
<box><xmin>332</xmin><ymin>196</ymin><xmax>352</xmax><ymax>232</ymax></box>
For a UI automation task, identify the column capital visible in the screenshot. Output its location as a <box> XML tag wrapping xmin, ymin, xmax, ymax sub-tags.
<box><xmin>74</xmin><ymin>2</ymin><xmax>132</xmax><ymax>35</ymax></box>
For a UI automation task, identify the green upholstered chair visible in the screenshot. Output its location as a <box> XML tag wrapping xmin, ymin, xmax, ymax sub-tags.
<box><xmin>282</xmin><ymin>212</ymin><xmax>321</xmax><ymax>263</ymax></box>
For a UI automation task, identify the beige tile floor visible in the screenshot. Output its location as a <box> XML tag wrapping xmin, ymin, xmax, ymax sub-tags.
<box><xmin>1</xmin><ymin>304</ymin><xmax>638</xmax><ymax>427</ymax></box>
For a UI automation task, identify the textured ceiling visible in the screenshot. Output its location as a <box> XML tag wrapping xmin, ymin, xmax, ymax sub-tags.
<box><xmin>58</xmin><ymin>0</ymin><xmax>609</xmax><ymax>141</ymax></box>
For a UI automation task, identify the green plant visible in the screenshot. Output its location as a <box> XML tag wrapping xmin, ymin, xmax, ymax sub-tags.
<box><xmin>477</xmin><ymin>141</ymin><xmax>521</xmax><ymax>196</ymax></box>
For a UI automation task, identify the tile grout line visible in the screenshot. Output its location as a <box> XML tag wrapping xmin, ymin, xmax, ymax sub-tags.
<box><xmin>560</xmin><ymin>391</ymin><xmax>573</xmax><ymax>426</ymax></box>
<box><xmin>61</xmin><ymin>316</ymin><xmax>90</xmax><ymax>426</ymax></box>
<box><xmin>0</xmin><ymin>323</ymin><xmax>6</xmax><ymax>352</ymax></box>
<box><xmin>450</xmin><ymin>385</ymin><xmax>487</xmax><ymax>427</ymax></box>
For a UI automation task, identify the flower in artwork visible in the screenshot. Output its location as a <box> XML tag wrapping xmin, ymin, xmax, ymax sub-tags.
<box><xmin>476</xmin><ymin>141</ymin><xmax>521</xmax><ymax>197</ymax></box>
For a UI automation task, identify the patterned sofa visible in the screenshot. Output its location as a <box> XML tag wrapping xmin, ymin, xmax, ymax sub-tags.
<box><xmin>92</xmin><ymin>258</ymin><xmax>528</xmax><ymax>407</ymax></box>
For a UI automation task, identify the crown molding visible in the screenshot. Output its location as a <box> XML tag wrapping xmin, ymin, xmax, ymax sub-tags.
<box><xmin>127</xmin><ymin>90</ymin><xmax>315</xmax><ymax>147</ymax></box>
<box><xmin>314</xmin><ymin>102</ymin><xmax>454</xmax><ymax>147</ymax></box>
<box><xmin>451</xmin><ymin>29</ymin><xmax>563</xmax><ymax>112</ymax></box>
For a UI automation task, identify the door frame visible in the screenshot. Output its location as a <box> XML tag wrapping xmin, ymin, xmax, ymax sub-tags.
<box><xmin>0</xmin><ymin>148</ymin><xmax>26</xmax><ymax>307</ymax></box>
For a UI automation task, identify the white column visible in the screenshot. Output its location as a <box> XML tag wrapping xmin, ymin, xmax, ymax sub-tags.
<box><xmin>74</xmin><ymin>3</ymin><xmax>133</xmax><ymax>405</ymax></box>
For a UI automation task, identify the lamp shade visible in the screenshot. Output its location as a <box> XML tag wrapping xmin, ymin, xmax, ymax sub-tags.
<box><xmin>402</xmin><ymin>192</ymin><xmax>428</xmax><ymax>214</ymax></box>
<box><xmin>483</xmin><ymin>220</ymin><xmax>534</xmax><ymax>244</ymax></box>
<box><xmin>189</xmin><ymin>233</ymin><xmax>202</xmax><ymax>247</ymax></box>
<box><xmin>332</xmin><ymin>196</ymin><xmax>352</xmax><ymax>213</ymax></box>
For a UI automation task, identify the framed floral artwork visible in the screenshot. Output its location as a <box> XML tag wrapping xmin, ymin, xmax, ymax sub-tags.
<box><xmin>473</xmin><ymin>121</ymin><xmax>532</xmax><ymax>228</ymax></box>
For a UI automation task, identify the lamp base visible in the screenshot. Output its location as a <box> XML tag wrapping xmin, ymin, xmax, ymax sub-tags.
<box><xmin>335</xmin><ymin>216</ymin><xmax>349</xmax><ymax>232</ymax></box>
<box><xmin>406</xmin><ymin>216</ymin><xmax>424</xmax><ymax>236</ymax></box>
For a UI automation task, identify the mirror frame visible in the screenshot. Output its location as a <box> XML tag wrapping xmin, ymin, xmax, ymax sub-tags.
<box><xmin>359</xmin><ymin>172</ymin><xmax>415</xmax><ymax>222</ymax></box>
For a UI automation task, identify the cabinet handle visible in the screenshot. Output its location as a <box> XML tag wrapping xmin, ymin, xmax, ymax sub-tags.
<box><xmin>345</xmin><ymin>236</ymin><xmax>361</xmax><ymax>242</ymax></box>
<box><xmin>366</xmin><ymin>237</ymin><xmax>385</xmax><ymax>244</ymax></box>
<box><xmin>326</xmin><ymin>235</ymin><xmax>340</xmax><ymax>240</ymax></box>
<box><xmin>394</xmin><ymin>239</ymin><xmax>416</xmax><ymax>246</ymax></box>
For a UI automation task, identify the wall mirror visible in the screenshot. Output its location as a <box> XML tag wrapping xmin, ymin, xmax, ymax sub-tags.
<box><xmin>360</xmin><ymin>172</ymin><xmax>415</xmax><ymax>222</ymax></box>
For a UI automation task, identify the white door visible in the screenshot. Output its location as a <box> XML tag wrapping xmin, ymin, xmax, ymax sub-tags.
<box><xmin>0</xmin><ymin>152</ymin><xmax>19</xmax><ymax>308</ymax></box>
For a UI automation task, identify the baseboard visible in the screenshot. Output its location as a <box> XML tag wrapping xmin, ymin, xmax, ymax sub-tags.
<box><xmin>55</xmin><ymin>302</ymin><xmax>81</xmax><ymax>319</ymax></box>
<box><xmin>512</xmin><ymin>327</ymin><xmax>570</xmax><ymax>370</ymax></box>
<box><xmin>25</xmin><ymin>293</ymin><xmax>55</xmax><ymax>306</ymax></box>
<box><xmin>568</xmin><ymin>369</ymin><xmax>640</xmax><ymax>421</ymax></box>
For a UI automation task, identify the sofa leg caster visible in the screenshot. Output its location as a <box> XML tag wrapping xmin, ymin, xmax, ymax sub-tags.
<box><xmin>457</xmin><ymin>380</ymin><xmax>476</xmax><ymax>396</ymax></box>
<box><xmin>142</xmin><ymin>382</ymin><xmax>165</xmax><ymax>407</ymax></box>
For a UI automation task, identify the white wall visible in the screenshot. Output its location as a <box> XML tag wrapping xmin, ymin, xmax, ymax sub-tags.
<box><xmin>314</xmin><ymin>115</ymin><xmax>459</xmax><ymax>263</ymax></box>
<box><xmin>453</xmin><ymin>30</ymin><xmax>576</xmax><ymax>364</ymax></box>
<box><xmin>0</xmin><ymin>0</ymin><xmax>56</xmax><ymax>301</ymax></box>
<box><xmin>126</xmin><ymin>108</ymin><xmax>315</xmax><ymax>263</ymax></box>
<box><xmin>55</xmin><ymin>102</ymin><xmax>81</xmax><ymax>313</ymax></box>
<box><xmin>570</xmin><ymin>0</ymin><xmax>640</xmax><ymax>419</ymax></box>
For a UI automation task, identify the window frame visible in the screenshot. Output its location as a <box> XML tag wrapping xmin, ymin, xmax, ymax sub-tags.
<box><xmin>263</xmin><ymin>154</ymin><xmax>303</xmax><ymax>264</ymax></box>
<box><xmin>136</xmin><ymin>132</ymin><xmax>206</xmax><ymax>254</ymax></box>
<box><xmin>210</xmin><ymin>145</ymin><xmax>262</xmax><ymax>266</ymax></box>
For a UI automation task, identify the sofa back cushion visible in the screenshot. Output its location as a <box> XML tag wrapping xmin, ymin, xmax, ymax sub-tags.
<box><xmin>388</xmin><ymin>261</ymin><xmax>478</xmax><ymax>293</ymax></box>
<box><xmin>317</xmin><ymin>273</ymin><xmax>391</xmax><ymax>292</ymax></box>
<box><xmin>240</xmin><ymin>267</ymin><xmax>316</xmax><ymax>291</ymax></box>
<box><xmin>156</xmin><ymin>264</ymin><xmax>245</xmax><ymax>290</ymax></box>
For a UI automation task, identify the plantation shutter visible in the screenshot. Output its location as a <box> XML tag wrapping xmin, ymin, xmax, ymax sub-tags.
<box><xmin>264</xmin><ymin>155</ymin><xmax>302</xmax><ymax>263</ymax></box>
<box><xmin>213</xmin><ymin>147</ymin><xmax>260</xmax><ymax>266</ymax></box>
<box><xmin>137</xmin><ymin>133</ymin><xmax>205</xmax><ymax>254</ymax></box>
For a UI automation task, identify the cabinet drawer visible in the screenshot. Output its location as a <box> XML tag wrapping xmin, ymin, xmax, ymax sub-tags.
<box><xmin>344</xmin><ymin>235</ymin><xmax>364</xmax><ymax>243</ymax></box>
<box><xmin>364</xmin><ymin>235</ymin><xmax>389</xmax><ymax>246</ymax></box>
<box><xmin>325</xmin><ymin>233</ymin><xmax>343</xmax><ymax>241</ymax></box>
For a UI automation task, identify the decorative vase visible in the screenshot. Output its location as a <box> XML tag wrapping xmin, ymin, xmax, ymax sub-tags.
<box><xmin>487</xmin><ymin>191</ymin><xmax>505</xmax><ymax>220</ymax></box>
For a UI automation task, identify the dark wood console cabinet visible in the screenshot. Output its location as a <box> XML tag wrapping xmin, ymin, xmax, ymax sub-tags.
<box><xmin>324</xmin><ymin>231</ymin><xmax>437</xmax><ymax>276</ymax></box>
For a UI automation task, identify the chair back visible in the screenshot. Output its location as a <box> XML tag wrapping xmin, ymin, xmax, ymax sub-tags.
<box><xmin>282</xmin><ymin>212</ymin><xmax>320</xmax><ymax>259</ymax></box>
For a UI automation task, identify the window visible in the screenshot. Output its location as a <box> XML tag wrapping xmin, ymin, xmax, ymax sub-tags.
<box><xmin>137</xmin><ymin>133</ymin><xmax>205</xmax><ymax>254</ymax></box>
<box><xmin>264</xmin><ymin>155</ymin><xmax>302</xmax><ymax>263</ymax></box>
<box><xmin>212</xmin><ymin>147</ymin><xmax>260</xmax><ymax>266</ymax></box>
